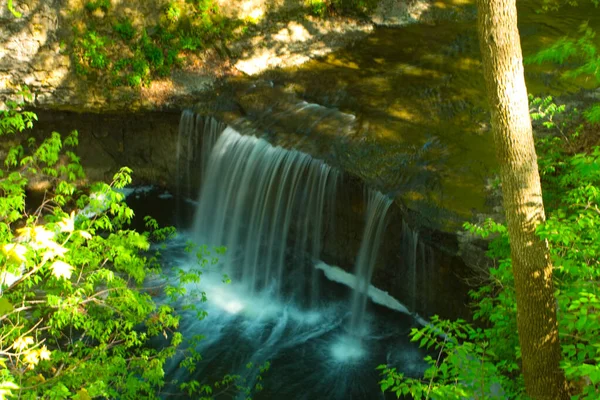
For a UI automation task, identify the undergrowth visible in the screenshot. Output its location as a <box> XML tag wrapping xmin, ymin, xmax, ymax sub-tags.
<box><xmin>71</xmin><ymin>0</ymin><xmax>244</xmax><ymax>88</ymax></box>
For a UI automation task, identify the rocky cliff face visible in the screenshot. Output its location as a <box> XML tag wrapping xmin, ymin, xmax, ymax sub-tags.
<box><xmin>316</xmin><ymin>173</ymin><xmax>473</xmax><ymax>320</ymax></box>
<box><xmin>1</xmin><ymin>0</ymin><xmax>215</xmax><ymax>111</ymax></box>
<box><xmin>1</xmin><ymin>0</ymin><xmax>70</xmax><ymax>106</ymax></box>
<box><xmin>0</xmin><ymin>0</ymin><xmax>435</xmax><ymax>112</ymax></box>
<box><xmin>0</xmin><ymin>0</ymin><xmax>359</xmax><ymax>111</ymax></box>
<box><xmin>28</xmin><ymin>109</ymin><xmax>181</xmax><ymax>184</ymax></box>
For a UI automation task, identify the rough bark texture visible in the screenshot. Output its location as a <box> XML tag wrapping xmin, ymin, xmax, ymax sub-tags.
<box><xmin>476</xmin><ymin>0</ymin><xmax>569</xmax><ymax>398</ymax></box>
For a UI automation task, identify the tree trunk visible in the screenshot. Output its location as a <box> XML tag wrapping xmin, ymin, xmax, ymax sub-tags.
<box><xmin>476</xmin><ymin>1</ymin><xmax>569</xmax><ymax>398</ymax></box>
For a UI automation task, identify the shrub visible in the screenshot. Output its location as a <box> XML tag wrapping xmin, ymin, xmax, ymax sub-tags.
<box><xmin>0</xmin><ymin>89</ymin><xmax>181</xmax><ymax>398</ymax></box>
<box><xmin>113</xmin><ymin>18</ymin><xmax>136</xmax><ymax>41</ymax></box>
<box><xmin>85</xmin><ymin>0</ymin><xmax>111</xmax><ymax>13</ymax></box>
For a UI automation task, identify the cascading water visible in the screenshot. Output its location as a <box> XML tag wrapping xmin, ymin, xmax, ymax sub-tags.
<box><xmin>399</xmin><ymin>222</ymin><xmax>436</xmax><ymax>315</ymax></box>
<box><xmin>157</xmin><ymin>111</ymin><xmax>429</xmax><ymax>400</ymax></box>
<box><xmin>419</xmin><ymin>241</ymin><xmax>435</xmax><ymax>315</ymax></box>
<box><xmin>256</xmin><ymin>100</ymin><xmax>358</xmax><ymax>137</ymax></box>
<box><xmin>349</xmin><ymin>190</ymin><xmax>393</xmax><ymax>336</ymax></box>
<box><xmin>176</xmin><ymin>111</ymin><xmax>226</xmax><ymax>201</ymax></box>
<box><xmin>402</xmin><ymin>221</ymin><xmax>419</xmax><ymax>312</ymax></box>
<box><xmin>176</xmin><ymin>112</ymin><xmax>226</xmax><ymax>226</ymax></box>
<box><xmin>193</xmin><ymin>126</ymin><xmax>339</xmax><ymax>302</ymax></box>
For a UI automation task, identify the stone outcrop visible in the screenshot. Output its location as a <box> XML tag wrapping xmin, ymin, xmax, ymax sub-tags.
<box><xmin>0</xmin><ymin>0</ymin><xmax>384</xmax><ymax>112</ymax></box>
<box><xmin>0</xmin><ymin>0</ymin><xmax>70</xmax><ymax>105</ymax></box>
<box><xmin>0</xmin><ymin>0</ymin><xmax>445</xmax><ymax>113</ymax></box>
<box><xmin>231</xmin><ymin>18</ymin><xmax>372</xmax><ymax>76</ymax></box>
<box><xmin>371</xmin><ymin>0</ymin><xmax>431</xmax><ymax>26</ymax></box>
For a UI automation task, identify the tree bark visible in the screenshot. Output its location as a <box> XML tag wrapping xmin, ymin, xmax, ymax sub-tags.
<box><xmin>476</xmin><ymin>1</ymin><xmax>569</xmax><ymax>398</ymax></box>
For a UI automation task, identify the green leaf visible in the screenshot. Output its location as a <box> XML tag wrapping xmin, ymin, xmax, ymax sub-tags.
<box><xmin>0</xmin><ymin>297</ymin><xmax>14</xmax><ymax>315</ymax></box>
<box><xmin>74</xmin><ymin>388</ymin><xmax>92</xmax><ymax>400</ymax></box>
<box><xmin>7</xmin><ymin>0</ymin><xmax>22</xmax><ymax>17</ymax></box>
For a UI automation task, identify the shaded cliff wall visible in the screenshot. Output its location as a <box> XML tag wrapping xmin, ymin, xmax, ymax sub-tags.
<box><xmin>29</xmin><ymin>110</ymin><xmax>181</xmax><ymax>185</ymax></box>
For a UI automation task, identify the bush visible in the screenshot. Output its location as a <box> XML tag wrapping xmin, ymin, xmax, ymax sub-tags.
<box><xmin>0</xmin><ymin>89</ymin><xmax>182</xmax><ymax>398</ymax></box>
<box><xmin>85</xmin><ymin>0</ymin><xmax>111</xmax><ymax>13</ymax></box>
<box><xmin>72</xmin><ymin>28</ymin><xmax>110</xmax><ymax>75</ymax></box>
<box><xmin>113</xmin><ymin>18</ymin><xmax>136</xmax><ymax>41</ymax></box>
<box><xmin>307</xmin><ymin>0</ymin><xmax>328</xmax><ymax>17</ymax></box>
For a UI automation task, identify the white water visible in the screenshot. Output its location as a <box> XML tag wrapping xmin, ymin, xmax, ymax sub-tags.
<box><xmin>176</xmin><ymin>111</ymin><xmax>226</xmax><ymax>201</ymax></box>
<box><xmin>399</xmin><ymin>222</ymin><xmax>436</xmax><ymax>313</ymax></box>
<box><xmin>157</xmin><ymin>236</ymin><xmax>427</xmax><ymax>400</ymax></box>
<box><xmin>349</xmin><ymin>190</ymin><xmax>394</xmax><ymax>336</ymax></box>
<box><xmin>402</xmin><ymin>221</ymin><xmax>419</xmax><ymax>311</ymax></box>
<box><xmin>192</xmin><ymin>126</ymin><xmax>339</xmax><ymax>302</ymax></box>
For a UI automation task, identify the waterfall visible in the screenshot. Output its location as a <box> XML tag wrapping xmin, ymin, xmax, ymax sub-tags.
<box><xmin>399</xmin><ymin>222</ymin><xmax>436</xmax><ymax>315</ymax></box>
<box><xmin>192</xmin><ymin>126</ymin><xmax>339</xmax><ymax>302</ymax></box>
<box><xmin>402</xmin><ymin>221</ymin><xmax>419</xmax><ymax>312</ymax></box>
<box><xmin>167</xmin><ymin>111</ymin><xmax>436</xmax><ymax>394</ymax></box>
<box><xmin>176</xmin><ymin>112</ymin><xmax>431</xmax><ymax>319</ymax></box>
<box><xmin>176</xmin><ymin>111</ymin><xmax>226</xmax><ymax>201</ymax></box>
<box><xmin>418</xmin><ymin>240</ymin><xmax>435</xmax><ymax>315</ymax></box>
<box><xmin>348</xmin><ymin>189</ymin><xmax>393</xmax><ymax>336</ymax></box>
<box><xmin>176</xmin><ymin>110</ymin><xmax>194</xmax><ymax>202</ymax></box>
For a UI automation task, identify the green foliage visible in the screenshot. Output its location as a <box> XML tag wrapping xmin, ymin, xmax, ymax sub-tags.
<box><xmin>0</xmin><ymin>97</ymin><xmax>179</xmax><ymax>398</ymax></box>
<box><xmin>539</xmin><ymin>0</ymin><xmax>599</xmax><ymax>12</ymax></box>
<box><xmin>164</xmin><ymin>2</ymin><xmax>182</xmax><ymax>24</ymax></box>
<box><xmin>0</xmin><ymin>88</ymin><xmax>37</xmax><ymax>136</ymax></box>
<box><xmin>113</xmin><ymin>18</ymin><xmax>135</xmax><ymax>41</ymax></box>
<box><xmin>537</xmin><ymin>145</ymin><xmax>600</xmax><ymax>398</ymax></box>
<box><xmin>306</xmin><ymin>0</ymin><xmax>328</xmax><ymax>17</ymax></box>
<box><xmin>7</xmin><ymin>0</ymin><xmax>21</xmax><ymax>17</ymax></box>
<box><xmin>379</xmin><ymin>100</ymin><xmax>600</xmax><ymax>399</ymax></box>
<box><xmin>179</xmin><ymin>361</ymin><xmax>270</xmax><ymax>399</ymax></box>
<box><xmin>72</xmin><ymin>28</ymin><xmax>110</xmax><ymax>75</ymax></box>
<box><xmin>84</xmin><ymin>0</ymin><xmax>111</xmax><ymax>13</ymax></box>
<box><xmin>68</xmin><ymin>0</ymin><xmax>379</xmax><ymax>87</ymax></box>
<box><xmin>70</xmin><ymin>0</ymin><xmax>244</xmax><ymax>88</ymax></box>
<box><xmin>526</xmin><ymin>23</ymin><xmax>600</xmax><ymax>125</ymax></box>
<box><xmin>378</xmin><ymin>316</ymin><xmax>518</xmax><ymax>399</ymax></box>
<box><xmin>527</xmin><ymin>23</ymin><xmax>600</xmax><ymax>82</ymax></box>
<box><xmin>530</xmin><ymin>95</ymin><xmax>567</xmax><ymax>130</ymax></box>
<box><xmin>304</xmin><ymin>0</ymin><xmax>378</xmax><ymax>17</ymax></box>
<box><xmin>379</xmin><ymin>218</ymin><xmax>523</xmax><ymax>399</ymax></box>
<box><xmin>583</xmin><ymin>104</ymin><xmax>600</xmax><ymax>124</ymax></box>
<box><xmin>531</xmin><ymin>103</ymin><xmax>600</xmax><ymax>399</ymax></box>
<box><xmin>73</xmin><ymin>22</ymin><xmax>182</xmax><ymax>87</ymax></box>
